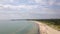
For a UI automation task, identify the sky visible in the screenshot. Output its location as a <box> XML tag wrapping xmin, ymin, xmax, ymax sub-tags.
<box><xmin>0</xmin><ymin>0</ymin><xmax>60</xmax><ymax>19</ymax></box>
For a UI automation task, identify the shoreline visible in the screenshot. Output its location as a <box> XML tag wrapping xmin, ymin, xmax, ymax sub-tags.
<box><xmin>34</xmin><ymin>21</ymin><xmax>47</xmax><ymax>34</ymax></box>
<box><xmin>34</xmin><ymin>21</ymin><xmax>60</xmax><ymax>34</ymax></box>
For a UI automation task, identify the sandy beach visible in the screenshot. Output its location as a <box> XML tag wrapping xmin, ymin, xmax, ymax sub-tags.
<box><xmin>35</xmin><ymin>21</ymin><xmax>60</xmax><ymax>34</ymax></box>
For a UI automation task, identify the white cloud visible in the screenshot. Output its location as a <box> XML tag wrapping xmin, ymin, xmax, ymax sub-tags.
<box><xmin>48</xmin><ymin>0</ymin><xmax>60</xmax><ymax>6</ymax></box>
<box><xmin>0</xmin><ymin>4</ymin><xmax>38</xmax><ymax>11</ymax></box>
<box><xmin>47</xmin><ymin>0</ymin><xmax>55</xmax><ymax>5</ymax></box>
<box><xmin>54</xmin><ymin>2</ymin><xmax>60</xmax><ymax>5</ymax></box>
<box><xmin>0</xmin><ymin>0</ymin><xmax>14</xmax><ymax>3</ymax></box>
<box><xmin>35</xmin><ymin>0</ymin><xmax>46</xmax><ymax>5</ymax></box>
<box><xmin>35</xmin><ymin>0</ymin><xmax>42</xmax><ymax>3</ymax></box>
<box><xmin>35</xmin><ymin>0</ymin><xmax>59</xmax><ymax>6</ymax></box>
<box><xmin>10</xmin><ymin>0</ymin><xmax>14</xmax><ymax>3</ymax></box>
<box><xmin>0</xmin><ymin>0</ymin><xmax>60</xmax><ymax>19</ymax></box>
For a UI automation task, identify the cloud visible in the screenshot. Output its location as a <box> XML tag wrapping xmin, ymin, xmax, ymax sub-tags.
<box><xmin>54</xmin><ymin>2</ymin><xmax>60</xmax><ymax>5</ymax></box>
<box><xmin>47</xmin><ymin>0</ymin><xmax>55</xmax><ymax>5</ymax></box>
<box><xmin>10</xmin><ymin>0</ymin><xmax>14</xmax><ymax>3</ymax></box>
<box><xmin>0</xmin><ymin>0</ymin><xmax>60</xmax><ymax>19</ymax></box>
<box><xmin>48</xmin><ymin>0</ymin><xmax>60</xmax><ymax>6</ymax></box>
<box><xmin>35</xmin><ymin>0</ymin><xmax>42</xmax><ymax>3</ymax></box>
<box><xmin>0</xmin><ymin>0</ymin><xmax>36</xmax><ymax>5</ymax></box>
<box><xmin>0</xmin><ymin>0</ymin><xmax>14</xmax><ymax>3</ymax></box>
<box><xmin>0</xmin><ymin>4</ymin><xmax>38</xmax><ymax>11</ymax></box>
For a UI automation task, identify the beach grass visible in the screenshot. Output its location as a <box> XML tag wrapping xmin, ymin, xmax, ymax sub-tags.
<box><xmin>37</xmin><ymin>19</ymin><xmax>60</xmax><ymax>31</ymax></box>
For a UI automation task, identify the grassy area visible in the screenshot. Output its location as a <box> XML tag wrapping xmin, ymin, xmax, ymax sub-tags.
<box><xmin>37</xmin><ymin>19</ymin><xmax>60</xmax><ymax>31</ymax></box>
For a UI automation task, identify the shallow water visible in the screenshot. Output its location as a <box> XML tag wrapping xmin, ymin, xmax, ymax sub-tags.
<box><xmin>0</xmin><ymin>20</ymin><xmax>39</xmax><ymax>34</ymax></box>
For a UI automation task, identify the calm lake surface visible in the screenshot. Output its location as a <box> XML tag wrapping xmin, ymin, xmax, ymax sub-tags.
<box><xmin>0</xmin><ymin>20</ymin><xmax>39</xmax><ymax>34</ymax></box>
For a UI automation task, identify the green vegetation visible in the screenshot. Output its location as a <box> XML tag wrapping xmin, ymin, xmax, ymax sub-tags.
<box><xmin>37</xmin><ymin>19</ymin><xmax>60</xmax><ymax>31</ymax></box>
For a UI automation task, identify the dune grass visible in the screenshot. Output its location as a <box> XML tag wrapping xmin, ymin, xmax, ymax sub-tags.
<box><xmin>37</xmin><ymin>19</ymin><xmax>60</xmax><ymax>31</ymax></box>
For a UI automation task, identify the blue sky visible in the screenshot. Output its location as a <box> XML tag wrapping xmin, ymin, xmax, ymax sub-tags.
<box><xmin>0</xmin><ymin>0</ymin><xmax>60</xmax><ymax>19</ymax></box>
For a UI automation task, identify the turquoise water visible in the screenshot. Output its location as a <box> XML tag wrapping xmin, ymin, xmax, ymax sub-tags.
<box><xmin>0</xmin><ymin>20</ymin><xmax>39</xmax><ymax>34</ymax></box>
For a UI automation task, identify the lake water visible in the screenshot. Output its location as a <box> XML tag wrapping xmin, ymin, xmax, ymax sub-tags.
<box><xmin>0</xmin><ymin>20</ymin><xmax>39</xmax><ymax>34</ymax></box>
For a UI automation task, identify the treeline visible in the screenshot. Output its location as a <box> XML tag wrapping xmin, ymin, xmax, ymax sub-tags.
<box><xmin>36</xmin><ymin>19</ymin><xmax>60</xmax><ymax>30</ymax></box>
<box><xmin>11</xmin><ymin>19</ymin><xmax>60</xmax><ymax>25</ymax></box>
<box><xmin>36</xmin><ymin>19</ymin><xmax>60</xmax><ymax>25</ymax></box>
